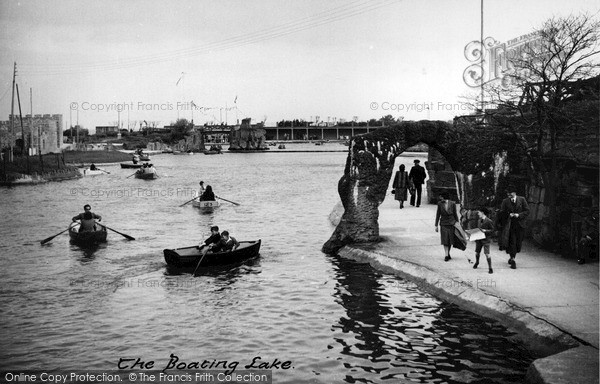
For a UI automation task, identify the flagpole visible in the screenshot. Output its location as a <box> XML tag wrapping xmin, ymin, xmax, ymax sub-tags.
<box><xmin>480</xmin><ymin>0</ymin><xmax>484</xmax><ymax>113</ymax></box>
<box><xmin>234</xmin><ymin>96</ymin><xmax>238</xmax><ymax>124</ymax></box>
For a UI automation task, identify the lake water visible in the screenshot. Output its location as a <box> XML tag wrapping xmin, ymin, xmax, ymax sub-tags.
<box><xmin>0</xmin><ymin>145</ymin><xmax>536</xmax><ymax>383</ymax></box>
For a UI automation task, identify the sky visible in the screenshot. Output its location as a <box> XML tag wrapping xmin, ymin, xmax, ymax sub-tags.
<box><xmin>0</xmin><ymin>0</ymin><xmax>598</xmax><ymax>132</ymax></box>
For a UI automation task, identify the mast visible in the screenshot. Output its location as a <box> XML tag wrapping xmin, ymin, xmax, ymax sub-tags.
<box><xmin>31</xmin><ymin>88</ymin><xmax>37</xmax><ymax>154</ymax></box>
<box><xmin>16</xmin><ymin>83</ymin><xmax>30</xmax><ymax>172</ymax></box>
<box><xmin>9</xmin><ymin>62</ymin><xmax>16</xmax><ymax>162</ymax></box>
<box><xmin>32</xmin><ymin>87</ymin><xmax>43</xmax><ymax>172</ymax></box>
<box><xmin>76</xmin><ymin>108</ymin><xmax>79</xmax><ymax>148</ymax></box>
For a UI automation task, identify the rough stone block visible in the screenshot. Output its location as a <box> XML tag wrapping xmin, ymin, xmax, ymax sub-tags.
<box><xmin>525</xmin><ymin>346</ymin><xmax>599</xmax><ymax>384</ymax></box>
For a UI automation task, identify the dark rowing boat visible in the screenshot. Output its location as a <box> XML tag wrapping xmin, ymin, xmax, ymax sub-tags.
<box><xmin>134</xmin><ymin>167</ymin><xmax>158</xmax><ymax>179</ymax></box>
<box><xmin>163</xmin><ymin>240</ymin><xmax>261</xmax><ymax>268</ymax></box>
<box><xmin>120</xmin><ymin>162</ymin><xmax>143</xmax><ymax>169</ymax></box>
<box><xmin>68</xmin><ymin>222</ymin><xmax>107</xmax><ymax>246</ymax></box>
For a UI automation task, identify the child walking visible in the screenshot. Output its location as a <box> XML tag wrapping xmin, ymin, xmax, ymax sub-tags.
<box><xmin>473</xmin><ymin>208</ymin><xmax>495</xmax><ymax>274</ymax></box>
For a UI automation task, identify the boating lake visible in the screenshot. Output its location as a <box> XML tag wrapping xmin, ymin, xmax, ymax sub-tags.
<box><xmin>0</xmin><ymin>147</ymin><xmax>537</xmax><ymax>383</ymax></box>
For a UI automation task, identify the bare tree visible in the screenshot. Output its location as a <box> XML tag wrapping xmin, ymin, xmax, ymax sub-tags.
<box><xmin>469</xmin><ymin>13</ymin><xmax>600</xmax><ymax>238</ymax></box>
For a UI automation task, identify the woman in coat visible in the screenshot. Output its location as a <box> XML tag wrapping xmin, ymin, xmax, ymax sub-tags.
<box><xmin>392</xmin><ymin>164</ymin><xmax>410</xmax><ymax>209</ymax></box>
<box><xmin>200</xmin><ymin>185</ymin><xmax>216</xmax><ymax>201</ymax></box>
<box><xmin>435</xmin><ymin>192</ymin><xmax>459</xmax><ymax>261</ymax></box>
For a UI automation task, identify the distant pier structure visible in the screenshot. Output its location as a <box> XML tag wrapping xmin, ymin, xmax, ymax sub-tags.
<box><xmin>229</xmin><ymin>118</ymin><xmax>268</xmax><ymax>150</ymax></box>
<box><xmin>202</xmin><ymin>120</ymin><xmax>389</xmax><ymax>144</ymax></box>
<box><xmin>263</xmin><ymin>123</ymin><xmax>385</xmax><ymax>141</ymax></box>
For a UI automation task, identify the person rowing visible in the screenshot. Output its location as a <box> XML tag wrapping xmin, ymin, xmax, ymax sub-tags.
<box><xmin>198</xmin><ymin>225</ymin><xmax>221</xmax><ymax>256</ymax></box>
<box><xmin>199</xmin><ymin>185</ymin><xmax>215</xmax><ymax>201</ymax></box>
<box><xmin>72</xmin><ymin>204</ymin><xmax>102</xmax><ymax>232</ymax></box>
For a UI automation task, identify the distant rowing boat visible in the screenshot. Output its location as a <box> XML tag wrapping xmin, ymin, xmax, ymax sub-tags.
<box><xmin>83</xmin><ymin>168</ymin><xmax>106</xmax><ymax>176</ymax></box>
<box><xmin>120</xmin><ymin>162</ymin><xmax>143</xmax><ymax>169</ymax></box>
<box><xmin>190</xmin><ymin>191</ymin><xmax>220</xmax><ymax>211</ymax></box>
<box><xmin>135</xmin><ymin>166</ymin><xmax>158</xmax><ymax>179</ymax></box>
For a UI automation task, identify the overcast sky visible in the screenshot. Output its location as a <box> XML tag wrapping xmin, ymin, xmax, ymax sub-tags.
<box><xmin>0</xmin><ymin>0</ymin><xmax>598</xmax><ymax>130</ymax></box>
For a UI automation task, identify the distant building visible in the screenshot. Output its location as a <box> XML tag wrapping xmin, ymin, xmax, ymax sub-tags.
<box><xmin>95</xmin><ymin>126</ymin><xmax>119</xmax><ymax>135</ymax></box>
<box><xmin>0</xmin><ymin>114</ymin><xmax>63</xmax><ymax>154</ymax></box>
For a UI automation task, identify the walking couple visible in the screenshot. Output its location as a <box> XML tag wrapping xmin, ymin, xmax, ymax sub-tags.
<box><xmin>392</xmin><ymin>159</ymin><xmax>427</xmax><ymax>209</ymax></box>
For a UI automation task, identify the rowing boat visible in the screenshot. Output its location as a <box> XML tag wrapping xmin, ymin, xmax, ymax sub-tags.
<box><xmin>191</xmin><ymin>191</ymin><xmax>220</xmax><ymax>210</ymax></box>
<box><xmin>120</xmin><ymin>162</ymin><xmax>143</xmax><ymax>169</ymax></box>
<box><xmin>163</xmin><ymin>240</ymin><xmax>261</xmax><ymax>268</ymax></box>
<box><xmin>192</xmin><ymin>199</ymin><xmax>220</xmax><ymax>210</ymax></box>
<box><xmin>83</xmin><ymin>168</ymin><xmax>106</xmax><ymax>176</ymax></box>
<box><xmin>204</xmin><ymin>145</ymin><xmax>223</xmax><ymax>155</ymax></box>
<box><xmin>135</xmin><ymin>166</ymin><xmax>158</xmax><ymax>179</ymax></box>
<box><xmin>69</xmin><ymin>222</ymin><xmax>107</xmax><ymax>246</ymax></box>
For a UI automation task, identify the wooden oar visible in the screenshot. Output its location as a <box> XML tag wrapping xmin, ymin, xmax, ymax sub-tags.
<box><xmin>179</xmin><ymin>196</ymin><xmax>198</xmax><ymax>207</ymax></box>
<box><xmin>99</xmin><ymin>169</ymin><xmax>110</xmax><ymax>174</ymax></box>
<box><xmin>126</xmin><ymin>171</ymin><xmax>138</xmax><ymax>178</ymax></box>
<box><xmin>41</xmin><ymin>223</ymin><xmax>79</xmax><ymax>245</ymax></box>
<box><xmin>193</xmin><ymin>250</ymin><xmax>209</xmax><ymax>276</ymax></box>
<box><xmin>104</xmin><ymin>225</ymin><xmax>135</xmax><ymax>240</ymax></box>
<box><xmin>215</xmin><ymin>195</ymin><xmax>240</xmax><ymax>206</ymax></box>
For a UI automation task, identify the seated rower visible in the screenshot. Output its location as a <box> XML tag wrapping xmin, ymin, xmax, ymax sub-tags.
<box><xmin>72</xmin><ymin>204</ymin><xmax>102</xmax><ymax>232</ymax></box>
<box><xmin>198</xmin><ymin>226</ymin><xmax>221</xmax><ymax>256</ymax></box>
<box><xmin>212</xmin><ymin>231</ymin><xmax>240</xmax><ymax>253</ymax></box>
<box><xmin>199</xmin><ymin>185</ymin><xmax>215</xmax><ymax>201</ymax></box>
<box><xmin>90</xmin><ymin>163</ymin><xmax>97</xmax><ymax>170</ymax></box>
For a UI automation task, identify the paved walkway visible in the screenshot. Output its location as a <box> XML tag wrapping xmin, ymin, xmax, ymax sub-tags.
<box><xmin>370</xmin><ymin>195</ymin><xmax>599</xmax><ymax>347</ymax></box>
<box><xmin>337</xmin><ymin>195</ymin><xmax>599</xmax><ymax>382</ymax></box>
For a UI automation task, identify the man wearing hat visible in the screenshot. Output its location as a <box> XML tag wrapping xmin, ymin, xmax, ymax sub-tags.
<box><xmin>408</xmin><ymin>159</ymin><xmax>427</xmax><ymax>207</ymax></box>
<box><xmin>498</xmin><ymin>188</ymin><xmax>529</xmax><ymax>269</ymax></box>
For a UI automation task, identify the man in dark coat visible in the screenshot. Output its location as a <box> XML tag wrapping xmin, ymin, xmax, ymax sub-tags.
<box><xmin>198</xmin><ymin>225</ymin><xmax>221</xmax><ymax>255</ymax></box>
<box><xmin>408</xmin><ymin>159</ymin><xmax>427</xmax><ymax>207</ymax></box>
<box><xmin>498</xmin><ymin>189</ymin><xmax>529</xmax><ymax>269</ymax></box>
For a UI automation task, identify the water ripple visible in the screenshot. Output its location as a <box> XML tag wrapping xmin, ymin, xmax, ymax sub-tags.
<box><xmin>0</xmin><ymin>153</ymin><xmax>536</xmax><ymax>382</ymax></box>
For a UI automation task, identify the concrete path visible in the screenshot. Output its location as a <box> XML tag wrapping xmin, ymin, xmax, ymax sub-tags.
<box><xmin>330</xmin><ymin>170</ymin><xmax>599</xmax><ymax>384</ymax></box>
<box><xmin>373</xmin><ymin>196</ymin><xmax>599</xmax><ymax>348</ymax></box>
<box><xmin>335</xmin><ymin>179</ymin><xmax>599</xmax><ymax>383</ymax></box>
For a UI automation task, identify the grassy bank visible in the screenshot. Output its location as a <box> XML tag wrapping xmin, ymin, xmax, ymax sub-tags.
<box><xmin>1</xmin><ymin>150</ymin><xmax>131</xmax><ymax>181</ymax></box>
<box><xmin>62</xmin><ymin>150</ymin><xmax>132</xmax><ymax>165</ymax></box>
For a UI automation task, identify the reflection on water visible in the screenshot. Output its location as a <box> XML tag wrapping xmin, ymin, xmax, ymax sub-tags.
<box><xmin>329</xmin><ymin>255</ymin><xmax>535</xmax><ymax>383</ymax></box>
<box><xmin>69</xmin><ymin>242</ymin><xmax>107</xmax><ymax>261</ymax></box>
<box><xmin>0</xmin><ymin>151</ymin><xmax>536</xmax><ymax>382</ymax></box>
